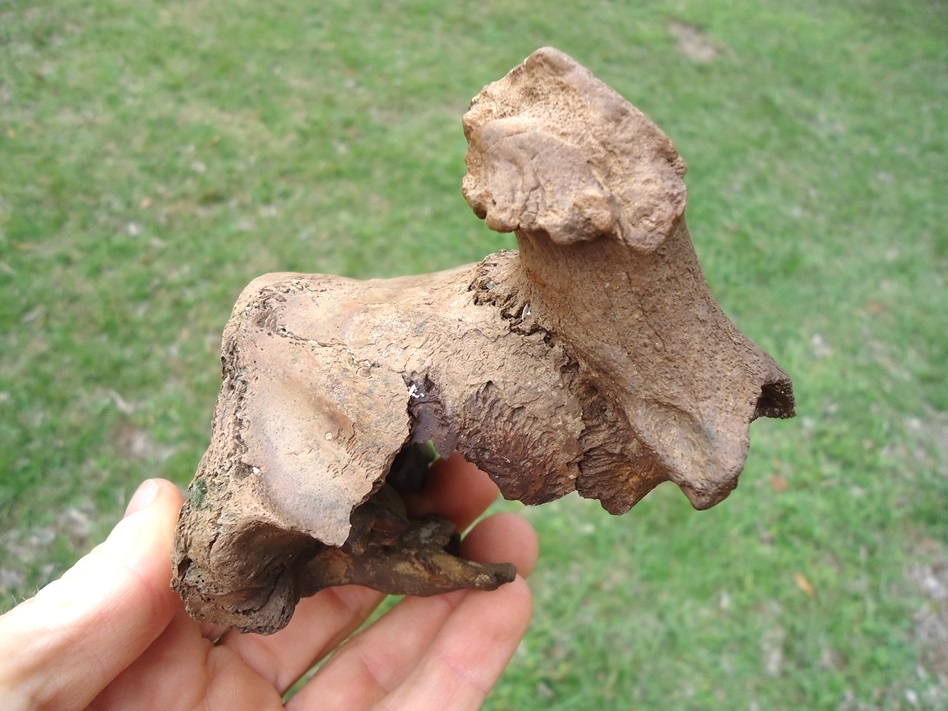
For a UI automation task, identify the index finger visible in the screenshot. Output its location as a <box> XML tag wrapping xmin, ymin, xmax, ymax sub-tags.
<box><xmin>0</xmin><ymin>479</ymin><xmax>184</xmax><ymax>711</ymax></box>
<box><xmin>401</xmin><ymin>451</ymin><xmax>502</xmax><ymax>531</ymax></box>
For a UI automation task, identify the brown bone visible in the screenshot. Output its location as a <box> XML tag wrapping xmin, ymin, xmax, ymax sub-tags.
<box><xmin>172</xmin><ymin>47</ymin><xmax>794</xmax><ymax>634</ymax></box>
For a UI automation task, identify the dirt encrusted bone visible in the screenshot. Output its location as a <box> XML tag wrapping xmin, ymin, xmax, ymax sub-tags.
<box><xmin>172</xmin><ymin>47</ymin><xmax>795</xmax><ymax>635</ymax></box>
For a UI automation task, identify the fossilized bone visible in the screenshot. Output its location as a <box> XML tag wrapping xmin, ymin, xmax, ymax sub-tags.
<box><xmin>172</xmin><ymin>47</ymin><xmax>795</xmax><ymax>634</ymax></box>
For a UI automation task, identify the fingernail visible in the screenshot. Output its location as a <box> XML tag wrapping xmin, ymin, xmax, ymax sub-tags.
<box><xmin>125</xmin><ymin>479</ymin><xmax>160</xmax><ymax>517</ymax></box>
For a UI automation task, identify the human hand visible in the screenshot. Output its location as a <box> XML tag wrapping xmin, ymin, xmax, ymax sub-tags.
<box><xmin>0</xmin><ymin>453</ymin><xmax>538</xmax><ymax>710</ymax></box>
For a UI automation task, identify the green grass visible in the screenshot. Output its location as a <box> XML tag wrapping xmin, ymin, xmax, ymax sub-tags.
<box><xmin>2</xmin><ymin>1</ymin><xmax>946</xmax><ymax>708</ymax></box>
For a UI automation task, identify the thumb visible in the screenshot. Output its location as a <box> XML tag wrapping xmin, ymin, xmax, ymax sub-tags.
<box><xmin>0</xmin><ymin>479</ymin><xmax>185</xmax><ymax>711</ymax></box>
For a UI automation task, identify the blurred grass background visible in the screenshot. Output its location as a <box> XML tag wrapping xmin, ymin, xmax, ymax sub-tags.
<box><xmin>1</xmin><ymin>1</ymin><xmax>946</xmax><ymax>708</ymax></box>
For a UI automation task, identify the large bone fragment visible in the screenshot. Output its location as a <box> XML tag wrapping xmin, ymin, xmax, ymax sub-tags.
<box><xmin>172</xmin><ymin>47</ymin><xmax>795</xmax><ymax>634</ymax></box>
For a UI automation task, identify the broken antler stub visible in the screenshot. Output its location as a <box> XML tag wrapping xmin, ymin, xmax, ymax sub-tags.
<box><xmin>172</xmin><ymin>47</ymin><xmax>794</xmax><ymax>634</ymax></box>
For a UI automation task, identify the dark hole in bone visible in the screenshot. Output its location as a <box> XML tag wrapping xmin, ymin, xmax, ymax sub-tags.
<box><xmin>754</xmin><ymin>380</ymin><xmax>796</xmax><ymax>421</ymax></box>
<box><xmin>387</xmin><ymin>441</ymin><xmax>437</xmax><ymax>494</ymax></box>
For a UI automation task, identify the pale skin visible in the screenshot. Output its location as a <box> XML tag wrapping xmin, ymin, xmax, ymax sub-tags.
<box><xmin>0</xmin><ymin>454</ymin><xmax>538</xmax><ymax>711</ymax></box>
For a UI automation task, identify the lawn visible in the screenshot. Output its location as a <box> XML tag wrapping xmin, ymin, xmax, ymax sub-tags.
<box><xmin>1</xmin><ymin>1</ymin><xmax>946</xmax><ymax>708</ymax></box>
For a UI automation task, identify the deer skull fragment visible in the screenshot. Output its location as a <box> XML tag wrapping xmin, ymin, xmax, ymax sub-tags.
<box><xmin>172</xmin><ymin>47</ymin><xmax>795</xmax><ymax>634</ymax></box>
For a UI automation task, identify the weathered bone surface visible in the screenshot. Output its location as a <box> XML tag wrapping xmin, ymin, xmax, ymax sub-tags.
<box><xmin>172</xmin><ymin>47</ymin><xmax>795</xmax><ymax>634</ymax></box>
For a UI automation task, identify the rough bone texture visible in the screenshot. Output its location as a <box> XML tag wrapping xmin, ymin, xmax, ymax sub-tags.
<box><xmin>172</xmin><ymin>47</ymin><xmax>795</xmax><ymax>634</ymax></box>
